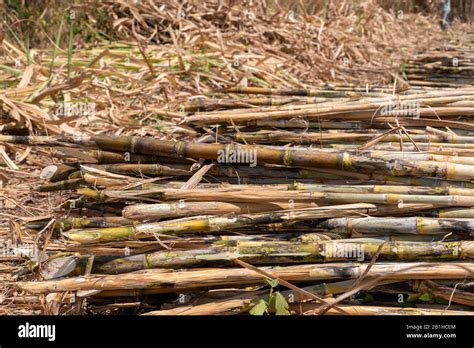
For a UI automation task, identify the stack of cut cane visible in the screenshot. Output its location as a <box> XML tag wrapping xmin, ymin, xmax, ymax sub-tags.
<box><xmin>6</xmin><ymin>85</ymin><xmax>474</xmax><ymax>315</ymax></box>
<box><xmin>405</xmin><ymin>32</ymin><xmax>474</xmax><ymax>88</ymax></box>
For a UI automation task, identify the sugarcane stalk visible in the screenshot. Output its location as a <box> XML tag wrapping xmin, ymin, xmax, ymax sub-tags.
<box><xmin>25</xmin><ymin>216</ymin><xmax>133</xmax><ymax>232</ymax></box>
<box><xmin>296</xmin><ymin>304</ymin><xmax>474</xmax><ymax>315</ymax></box>
<box><xmin>333</xmin><ymin>142</ymin><xmax>474</xmax><ymax>150</ymax></box>
<box><xmin>0</xmin><ymin>134</ymin><xmax>87</xmax><ymax>147</ymax></box>
<box><xmin>187</xmin><ymin>105</ymin><xmax>474</xmax><ymax>124</ymax></box>
<box><xmin>320</xmin><ymin>216</ymin><xmax>474</xmax><ymax>237</ymax></box>
<box><xmin>143</xmin><ymin>297</ymin><xmax>254</xmax><ymax>315</ymax></box>
<box><xmin>76</xmin><ymin>138</ymin><xmax>474</xmax><ymax>181</ymax></box>
<box><xmin>81</xmin><ymin>150</ymin><xmax>173</xmax><ymax>164</ymax></box>
<box><xmin>296</xmin><ymin>233</ymin><xmax>461</xmax><ymax>243</ymax></box>
<box><xmin>16</xmin><ymin>262</ymin><xmax>474</xmax><ymax>294</ymax></box>
<box><xmin>290</xmin><ymin>183</ymin><xmax>474</xmax><ymax>196</ymax></box>
<box><xmin>63</xmin><ymin>204</ymin><xmax>389</xmax><ymax>242</ymax></box>
<box><xmin>35</xmin><ymin>178</ymin><xmax>87</xmax><ymax>192</ymax></box>
<box><xmin>8</xmin><ymin>134</ymin><xmax>474</xmax><ymax>181</ymax></box>
<box><xmin>90</xmin><ymin>163</ymin><xmax>337</xmax><ymax>181</ymax></box>
<box><xmin>436</xmin><ymin>280</ymin><xmax>474</xmax><ymax>291</ymax></box>
<box><xmin>233</xmin><ymin>131</ymin><xmax>474</xmax><ymax>144</ymax></box>
<box><xmin>368</xmin><ymin>174</ymin><xmax>474</xmax><ymax>189</ymax></box>
<box><xmin>231</xmin><ymin>222</ymin><xmax>333</xmax><ymax>234</ymax></box>
<box><xmin>147</xmin><ymin>302</ymin><xmax>474</xmax><ymax>316</ymax></box>
<box><xmin>122</xmin><ymin>201</ymin><xmax>318</xmax><ymax>220</ymax></box>
<box><xmin>50</xmin><ymin>240</ymin><xmax>474</xmax><ymax>274</ymax></box>
<box><xmin>183</xmin><ymin>94</ymin><xmax>474</xmax><ymax>124</ymax></box>
<box><xmin>82</xmin><ymin>173</ymin><xmax>139</xmax><ymax>188</ymax></box>
<box><xmin>90</xmin><ymin>163</ymin><xmax>193</xmax><ymax>176</ymax></box>
<box><xmin>183</xmin><ymin>97</ymin><xmax>325</xmax><ymax>111</ymax></box>
<box><xmin>40</xmin><ymin>164</ymin><xmax>78</xmax><ymax>182</ymax></box>
<box><xmin>413</xmin><ymin>280</ymin><xmax>474</xmax><ymax>307</ymax></box>
<box><xmin>219</xmin><ymin>86</ymin><xmax>390</xmax><ymax>97</ymax></box>
<box><xmin>437</xmin><ymin>208</ymin><xmax>474</xmax><ymax>218</ymax></box>
<box><xmin>367</xmin><ymin>150</ymin><xmax>474</xmax><ymax>166</ymax></box>
<box><xmin>78</xmin><ymin>187</ymin><xmax>474</xmax><ymax>206</ymax></box>
<box><xmin>63</xmin><ymin>213</ymin><xmax>293</xmax><ymax>242</ymax></box>
<box><xmin>142</xmin><ymin>278</ymin><xmax>391</xmax><ymax>315</ymax></box>
<box><xmin>244</xmin><ymin>117</ymin><xmax>474</xmax><ymax>132</ymax></box>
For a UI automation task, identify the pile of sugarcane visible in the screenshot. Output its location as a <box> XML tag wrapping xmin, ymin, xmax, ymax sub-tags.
<box><xmin>4</xmin><ymin>85</ymin><xmax>474</xmax><ymax>315</ymax></box>
<box><xmin>405</xmin><ymin>32</ymin><xmax>474</xmax><ymax>87</ymax></box>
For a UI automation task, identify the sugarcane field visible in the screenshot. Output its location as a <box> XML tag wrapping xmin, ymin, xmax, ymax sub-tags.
<box><xmin>2</xmin><ymin>0</ymin><xmax>474</xmax><ymax>339</ymax></box>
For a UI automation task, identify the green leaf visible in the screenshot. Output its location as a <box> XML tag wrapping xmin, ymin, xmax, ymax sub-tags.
<box><xmin>406</xmin><ymin>293</ymin><xmax>420</xmax><ymax>303</ymax></box>
<box><xmin>418</xmin><ymin>292</ymin><xmax>434</xmax><ymax>302</ymax></box>
<box><xmin>264</xmin><ymin>278</ymin><xmax>279</xmax><ymax>289</ymax></box>
<box><xmin>272</xmin><ymin>292</ymin><xmax>290</xmax><ymax>316</ymax></box>
<box><xmin>434</xmin><ymin>296</ymin><xmax>449</xmax><ymax>305</ymax></box>
<box><xmin>249</xmin><ymin>299</ymin><xmax>268</xmax><ymax>316</ymax></box>
<box><xmin>360</xmin><ymin>293</ymin><xmax>375</xmax><ymax>303</ymax></box>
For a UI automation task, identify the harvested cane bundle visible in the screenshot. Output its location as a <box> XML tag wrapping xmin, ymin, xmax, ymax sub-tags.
<box><xmin>4</xmin><ymin>0</ymin><xmax>474</xmax><ymax>318</ymax></box>
<box><xmin>6</xmin><ymin>82</ymin><xmax>474</xmax><ymax>317</ymax></box>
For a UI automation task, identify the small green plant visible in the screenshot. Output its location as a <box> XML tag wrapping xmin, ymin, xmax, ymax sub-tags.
<box><xmin>404</xmin><ymin>292</ymin><xmax>448</xmax><ymax>306</ymax></box>
<box><xmin>249</xmin><ymin>279</ymin><xmax>290</xmax><ymax>316</ymax></box>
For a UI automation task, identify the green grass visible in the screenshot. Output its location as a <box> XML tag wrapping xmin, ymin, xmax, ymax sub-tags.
<box><xmin>67</xmin><ymin>11</ymin><xmax>75</xmax><ymax>80</ymax></box>
<box><xmin>48</xmin><ymin>16</ymin><xmax>65</xmax><ymax>81</ymax></box>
